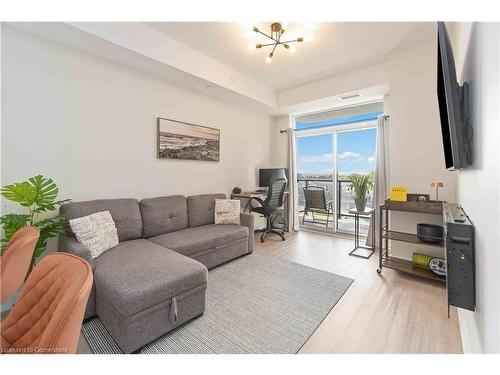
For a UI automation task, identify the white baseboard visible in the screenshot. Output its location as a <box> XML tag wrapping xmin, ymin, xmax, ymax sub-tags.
<box><xmin>458</xmin><ymin>308</ymin><xmax>484</xmax><ymax>353</ymax></box>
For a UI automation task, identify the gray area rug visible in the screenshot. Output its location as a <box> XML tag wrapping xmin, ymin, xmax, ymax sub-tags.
<box><xmin>82</xmin><ymin>253</ymin><xmax>353</xmax><ymax>354</ymax></box>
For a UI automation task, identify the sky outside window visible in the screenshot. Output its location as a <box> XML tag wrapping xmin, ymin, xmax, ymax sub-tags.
<box><xmin>337</xmin><ymin>128</ymin><xmax>376</xmax><ymax>175</ymax></box>
<box><xmin>297</xmin><ymin>128</ymin><xmax>376</xmax><ymax>177</ymax></box>
<box><xmin>297</xmin><ymin>134</ymin><xmax>333</xmax><ymax>176</ymax></box>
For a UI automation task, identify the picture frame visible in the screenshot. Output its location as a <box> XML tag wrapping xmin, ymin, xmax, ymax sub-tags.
<box><xmin>157</xmin><ymin>117</ymin><xmax>220</xmax><ymax>161</ymax></box>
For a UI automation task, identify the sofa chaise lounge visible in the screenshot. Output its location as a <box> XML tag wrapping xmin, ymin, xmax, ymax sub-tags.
<box><xmin>58</xmin><ymin>193</ymin><xmax>254</xmax><ymax>353</ymax></box>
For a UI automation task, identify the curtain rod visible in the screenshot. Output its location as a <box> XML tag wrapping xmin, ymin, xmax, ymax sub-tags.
<box><xmin>279</xmin><ymin>114</ymin><xmax>390</xmax><ymax>134</ymax></box>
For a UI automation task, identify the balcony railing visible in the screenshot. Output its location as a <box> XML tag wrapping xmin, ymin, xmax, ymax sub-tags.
<box><xmin>297</xmin><ymin>177</ymin><xmax>373</xmax><ymax>233</ymax></box>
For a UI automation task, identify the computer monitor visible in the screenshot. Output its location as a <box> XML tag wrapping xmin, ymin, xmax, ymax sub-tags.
<box><xmin>258</xmin><ymin>168</ymin><xmax>289</xmax><ymax>188</ymax></box>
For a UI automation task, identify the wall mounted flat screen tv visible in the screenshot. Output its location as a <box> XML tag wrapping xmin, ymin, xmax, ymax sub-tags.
<box><xmin>437</xmin><ymin>22</ymin><xmax>471</xmax><ymax>170</ymax></box>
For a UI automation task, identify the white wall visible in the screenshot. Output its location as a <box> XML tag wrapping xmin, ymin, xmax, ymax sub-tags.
<box><xmin>276</xmin><ymin>63</ymin><xmax>388</xmax><ymax>108</ymax></box>
<box><xmin>68</xmin><ymin>22</ymin><xmax>277</xmax><ymax>109</ymax></box>
<box><xmin>269</xmin><ymin>116</ymin><xmax>290</xmax><ymax>168</ymax></box>
<box><xmin>1</xmin><ymin>26</ymin><xmax>272</xmax><ymax>213</ymax></box>
<box><xmin>385</xmin><ymin>39</ymin><xmax>458</xmax><ymax>260</ymax></box>
<box><xmin>448</xmin><ymin>22</ymin><xmax>500</xmax><ymax>354</ymax></box>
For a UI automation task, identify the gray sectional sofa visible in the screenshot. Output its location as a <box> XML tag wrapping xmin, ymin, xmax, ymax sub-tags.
<box><xmin>58</xmin><ymin>193</ymin><xmax>254</xmax><ymax>353</ymax></box>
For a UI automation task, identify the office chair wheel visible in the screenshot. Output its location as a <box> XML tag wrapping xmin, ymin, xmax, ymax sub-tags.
<box><xmin>377</xmin><ymin>269</ymin><xmax>382</xmax><ymax>274</ymax></box>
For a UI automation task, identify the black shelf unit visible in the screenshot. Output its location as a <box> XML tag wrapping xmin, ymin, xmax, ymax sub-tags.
<box><xmin>377</xmin><ymin>200</ymin><xmax>446</xmax><ymax>283</ymax></box>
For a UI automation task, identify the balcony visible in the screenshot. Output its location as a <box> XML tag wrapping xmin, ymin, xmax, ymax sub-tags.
<box><xmin>298</xmin><ymin>178</ymin><xmax>373</xmax><ymax>235</ymax></box>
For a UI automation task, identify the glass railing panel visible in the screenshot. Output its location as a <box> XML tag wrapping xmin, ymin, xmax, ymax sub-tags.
<box><xmin>336</xmin><ymin>179</ymin><xmax>373</xmax><ymax>235</ymax></box>
<box><xmin>297</xmin><ymin>178</ymin><xmax>373</xmax><ymax>235</ymax></box>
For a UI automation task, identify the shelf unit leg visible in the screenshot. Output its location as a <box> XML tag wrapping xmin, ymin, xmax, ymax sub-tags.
<box><xmin>385</xmin><ymin>208</ymin><xmax>389</xmax><ymax>259</ymax></box>
<box><xmin>371</xmin><ymin>210</ymin><xmax>375</xmax><ymax>250</ymax></box>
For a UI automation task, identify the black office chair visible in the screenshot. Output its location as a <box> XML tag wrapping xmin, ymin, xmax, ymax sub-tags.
<box><xmin>251</xmin><ymin>177</ymin><xmax>288</xmax><ymax>242</ymax></box>
<box><xmin>302</xmin><ymin>185</ymin><xmax>334</xmax><ymax>228</ymax></box>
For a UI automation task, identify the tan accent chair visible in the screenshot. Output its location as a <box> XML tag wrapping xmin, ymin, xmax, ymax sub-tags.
<box><xmin>1</xmin><ymin>226</ymin><xmax>40</xmax><ymax>303</ymax></box>
<box><xmin>1</xmin><ymin>253</ymin><xmax>93</xmax><ymax>354</ymax></box>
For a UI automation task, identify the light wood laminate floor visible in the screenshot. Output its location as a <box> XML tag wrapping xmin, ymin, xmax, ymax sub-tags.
<box><xmin>77</xmin><ymin>230</ymin><xmax>462</xmax><ymax>354</ymax></box>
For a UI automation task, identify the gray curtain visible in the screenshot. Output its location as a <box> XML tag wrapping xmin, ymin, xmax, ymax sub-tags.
<box><xmin>366</xmin><ymin>115</ymin><xmax>390</xmax><ymax>246</ymax></box>
<box><xmin>287</xmin><ymin>128</ymin><xmax>300</xmax><ymax>231</ymax></box>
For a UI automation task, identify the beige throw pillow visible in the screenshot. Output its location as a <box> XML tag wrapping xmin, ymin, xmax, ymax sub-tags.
<box><xmin>214</xmin><ymin>199</ymin><xmax>241</xmax><ymax>225</ymax></box>
<box><xmin>69</xmin><ymin>211</ymin><xmax>119</xmax><ymax>259</ymax></box>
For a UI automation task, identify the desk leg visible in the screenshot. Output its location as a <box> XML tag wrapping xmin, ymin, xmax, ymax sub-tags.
<box><xmin>243</xmin><ymin>198</ymin><xmax>251</xmax><ymax>213</ymax></box>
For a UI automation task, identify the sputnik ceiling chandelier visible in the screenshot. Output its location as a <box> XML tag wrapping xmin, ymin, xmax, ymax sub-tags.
<box><xmin>249</xmin><ymin>22</ymin><xmax>309</xmax><ymax>62</ymax></box>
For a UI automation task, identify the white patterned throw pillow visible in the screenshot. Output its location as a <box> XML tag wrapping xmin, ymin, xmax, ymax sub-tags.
<box><xmin>214</xmin><ymin>199</ymin><xmax>241</xmax><ymax>225</ymax></box>
<box><xmin>69</xmin><ymin>211</ymin><xmax>119</xmax><ymax>259</ymax></box>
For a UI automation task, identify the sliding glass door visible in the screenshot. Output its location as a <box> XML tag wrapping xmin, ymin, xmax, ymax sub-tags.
<box><xmin>336</xmin><ymin>128</ymin><xmax>376</xmax><ymax>234</ymax></box>
<box><xmin>297</xmin><ymin>134</ymin><xmax>335</xmax><ymax>230</ymax></box>
<box><xmin>296</xmin><ymin>122</ymin><xmax>376</xmax><ymax>234</ymax></box>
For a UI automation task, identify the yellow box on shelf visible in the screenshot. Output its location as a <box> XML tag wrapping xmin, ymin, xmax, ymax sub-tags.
<box><xmin>390</xmin><ymin>185</ymin><xmax>408</xmax><ymax>201</ymax></box>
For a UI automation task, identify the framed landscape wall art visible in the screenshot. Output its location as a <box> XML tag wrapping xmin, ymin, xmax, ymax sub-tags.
<box><xmin>157</xmin><ymin>117</ymin><xmax>220</xmax><ymax>161</ymax></box>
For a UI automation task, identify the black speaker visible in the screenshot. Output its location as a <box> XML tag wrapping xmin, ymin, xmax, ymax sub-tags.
<box><xmin>444</xmin><ymin>203</ymin><xmax>475</xmax><ymax>313</ymax></box>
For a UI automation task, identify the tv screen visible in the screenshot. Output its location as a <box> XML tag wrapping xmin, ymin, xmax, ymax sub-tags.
<box><xmin>437</xmin><ymin>22</ymin><xmax>471</xmax><ymax>170</ymax></box>
<box><xmin>259</xmin><ymin>168</ymin><xmax>288</xmax><ymax>188</ymax></box>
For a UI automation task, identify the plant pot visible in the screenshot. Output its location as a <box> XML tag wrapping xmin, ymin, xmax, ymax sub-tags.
<box><xmin>354</xmin><ymin>197</ymin><xmax>367</xmax><ymax>212</ymax></box>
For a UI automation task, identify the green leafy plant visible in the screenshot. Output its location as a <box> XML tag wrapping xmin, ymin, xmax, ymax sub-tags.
<box><xmin>1</xmin><ymin>175</ymin><xmax>71</xmax><ymax>270</ymax></box>
<box><xmin>348</xmin><ymin>174</ymin><xmax>374</xmax><ymax>200</ymax></box>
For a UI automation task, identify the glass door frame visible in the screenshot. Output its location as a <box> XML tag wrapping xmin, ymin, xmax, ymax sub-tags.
<box><xmin>294</xmin><ymin>119</ymin><xmax>377</xmax><ymax>234</ymax></box>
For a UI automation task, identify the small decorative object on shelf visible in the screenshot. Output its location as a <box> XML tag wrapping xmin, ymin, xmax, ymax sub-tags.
<box><xmin>232</xmin><ymin>186</ymin><xmax>242</xmax><ymax>194</ymax></box>
<box><xmin>431</xmin><ymin>181</ymin><xmax>444</xmax><ymax>202</ymax></box>
<box><xmin>412</xmin><ymin>252</ymin><xmax>434</xmax><ymax>268</ymax></box>
<box><xmin>390</xmin><ymin>185</ymin><xmax>408</xmax><ymax>202</ymax></box>
<box><xmin>429</xmin><ymin>257</ymin><xmax>447</xmax><ymax>276</ymax></box>
<box><xmin>407</xmin><ymin>193</ymin><xmax>430</xmax><ymax>202</ymax></box>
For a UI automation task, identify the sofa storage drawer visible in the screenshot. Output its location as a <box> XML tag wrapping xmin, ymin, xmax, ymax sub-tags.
<box><xmin>96</xmin><ymin>284</ymin><xmax>206</xmax><ymax>353</ymax></box>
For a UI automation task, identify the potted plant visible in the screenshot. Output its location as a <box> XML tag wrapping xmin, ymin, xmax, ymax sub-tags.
<box><xmin>1</xmin><ymin>175</ymin><xmax>71</xmax><ymax>271</ymax></box>
<box><xmin>348</xmin><ymin>174</ymin><xmax>374</xmax><ymax>212</ymax></box>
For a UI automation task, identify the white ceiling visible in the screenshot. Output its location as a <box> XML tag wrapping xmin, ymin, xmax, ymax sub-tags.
<box><xmin>145</xmin><ymin>22</ymin><xmax>436</xmax><ymax>90</ymax></box>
